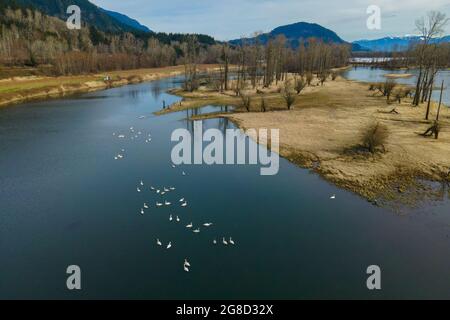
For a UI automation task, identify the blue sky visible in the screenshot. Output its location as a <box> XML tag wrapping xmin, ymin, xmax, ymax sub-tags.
<box><xmin>91</xmin><ymin>0</ymin><xmax>450</xmax><ymax>41</ymax></box>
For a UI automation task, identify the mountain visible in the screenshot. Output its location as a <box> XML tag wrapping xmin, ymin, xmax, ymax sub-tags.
<box><xmin>100</xmin><ymin>8</ymin><xmax>151</xmax><ymax>33</ymax></box>
<box><xmin>230</xmin><ymin>21</ymin><xmax>365</xmax><ymax>51</ymax></box>
<box><xmin>14</xmin><ymin>0</ymin><xmax>151</xmax><ymax>33</ymax></box>
<box><xmin>353</xmin><ymin>35</ymin><xmax>450</xmax><ymax>52</ymax></box>
<box><xmin>230</xmin><ymin>22</ymin><xmax>347</xmax><ymax>47</ymax></box>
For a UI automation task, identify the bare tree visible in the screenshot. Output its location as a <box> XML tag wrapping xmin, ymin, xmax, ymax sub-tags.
<box><xmin>412</xmin><ymin>11</ymin><xmax>449</xmax><ymax>106</ymax></box>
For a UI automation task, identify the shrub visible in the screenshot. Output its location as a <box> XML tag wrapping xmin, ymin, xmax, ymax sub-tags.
<box><xmin>305</xmin><ymin>72</ymin><xmax>313</xmax><ymax>86</ymax></box>
<box><xmin>361</xmin><ymin>122</ymin><xmax>388</xmax><ymax>153</ymax></box>
<box><xmin>260</xmin><ymin>97</ymin><xmax>266</xmax><ymax>112</ymax></box>
<box><xmin>383</xmin><ymin>80</ymin><xmax>397</xmax><ymax>101</ymax></box>
<box><xmin>294</xmin><ymin>76</ymin><xmax>306</xmax><ymax>94</ymax></box>
<box><xmin>240</xmin><ymin>95</ymin><xmax>251</xmax><ymax>112</ymax></box>
<box><xmin>282</xmin><ymin>81</ymin><xmax>296</xmax><ymax>110</ymax></box>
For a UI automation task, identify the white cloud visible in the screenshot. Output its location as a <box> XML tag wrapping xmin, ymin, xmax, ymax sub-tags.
<box><xmin>90</xmin><ymin>0</ymin><xmax>450</xmax><ymax>41</ymax></box>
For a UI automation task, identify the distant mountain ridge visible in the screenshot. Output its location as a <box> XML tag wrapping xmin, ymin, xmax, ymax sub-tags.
<box><xmin>353</xmin><ymin>35</ymin><xmax>450</xmax><ymax>52</ymax></box>
<box><xmin>230</xmin><ymin>21</ymin><xmax>363</xmax><ymax>51</ymax></box>
<box><xmin>14</xmin><ymin>0</ymin><xmax>152</xmax><ymax>33</ymax></box>
<box><xmin>99</xmin><ymin>8</ymin><xmax>151</xmax><ymax>33</ymax></box>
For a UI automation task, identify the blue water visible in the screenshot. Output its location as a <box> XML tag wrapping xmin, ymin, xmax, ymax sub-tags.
<box><xmin>342</xmin><ymin>66</ymin><xmax>450</xmax><ymax>106</ymax></box>
<box><xmin>0</xmin><ymin>77</ymin><xmax>450</xmax><ymax>299</ymax></box>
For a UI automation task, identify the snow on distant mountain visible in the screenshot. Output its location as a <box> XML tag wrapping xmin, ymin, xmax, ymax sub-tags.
<box><xmin>353</xmin><ymin>35</ymin><xmax>450</xmax><ymax>52</ymax></box>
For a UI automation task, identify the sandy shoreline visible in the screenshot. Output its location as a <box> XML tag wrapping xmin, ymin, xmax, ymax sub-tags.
<box><xmin>157</xmin><ymin>76</ymin><xmax>450</xmax><ymax>207</ymax></box>
<box><xmin>0</xmin><ymin>65</ymin><xmax>219</xmax><ymax>108</ymax></box>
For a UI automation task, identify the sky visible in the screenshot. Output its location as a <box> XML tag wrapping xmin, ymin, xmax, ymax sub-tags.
<box><xmin>90</xmin><ymin>0</ymin><xmax>450</xmax><ymax>41</ymax></box>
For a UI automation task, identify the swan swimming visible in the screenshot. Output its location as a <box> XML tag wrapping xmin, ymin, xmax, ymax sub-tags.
<box><xmin>186</xmin><ymin>223</ymin><xmax>193</xmax><ymax>228</ymax></box>
<box><xmin>140</xmin><ymin>208</ymin><xmax>144</xmax><ymax>215</ymax></box>
<box><xmin>203</xmin><ymin>223</ymin><xmax>213</xmax><ymax>227</ymax></box>
<box><xmin>140</xmin><ymin>180</ymin><xmax>144</xmax><ymax>186</ymax></box>
<box><xmin>137</xmin><ymin>187</ymin><xmax>141</xmax><ymax>192</ymax></box>
<box><xmin>170</xmin><ymin>187</ymin><xmax>175</xmax><ymax>191</ymax></box>
<box><xmin>193</xmin><ymin>228</ymin><xmax>200</xmax><ymax>233</ymax></box>
<box><xmin>184</xmin><ymin>259</ymin><xmax>191</xmax><ymax>267</ymax></box>
<box><xmin>150</xmin><ymin>186</ymin><xmax>155</xmax><ymax>190</ymax></box>
<box><xmin>222</xmin><ymin>237</ymin><xmax>228</xmax><ymax>245</ymax></box>
<box><xmin>156</xmin><ymin>202</ymin><xmax>163</xmax><ymax>207</ymax></box>
<box><xmin>184</xmin><ymin>265</ymin><xmax>189</xmax><ymax>272</ymax></box>
<box><xmin>176</xmin><ymin>216</ymin><xmax>180</xmax><ymax>222</ymax></box>
<box><xmin>166</xmin><ymin>242</ymin><xmax>172</xmax><ymax>249</ymax></box>
<box><xmin>181</xmin><ymin>202</ymin><xmax>187</xmax><ymax>207</ymax></box>
<box><xmin>144</xmin><ymin>203</ymin><xmax>149</xmax><ymax>209</ymax></box>
<box><xmin>213</xmin><ymin>239</ymin><xmax>217</xmax><ymax>245</ymax></box>
<box><xmin>165</xmin><ymin>201</ymin><xmax>171</xmax><ymax>206</ymax></box>
<box><xmin>182</xmin><ymin>171</ymin><xmax>186</xmax><ymax>176</ymax></box>
<box><xmin>179</xmin><ymin>198</ymin><xmax>185</xmax><ymax>202</ymax></box>
<box><xmin>330</xmin><ymin>195</ymin><xmax>336</xmax><ymax>199</ymax></box>
<box><xmin>156</xmin><ymin>239</ymin><xmax>162</xmax><ymax>246</ymax></box>
<box><xmin>229</xmin><ymin>238</ymin><xmax>235</xmax><ymax>245</ymax></box>
<box><xmin>164</xmin><ymin>188</ymin><xmax>170</xmax><ymax>192</ymax></box>
<box><xmin>169</xmin><ymin>214</ymin><xmax>173</xmax><ymax>221</ymax></box>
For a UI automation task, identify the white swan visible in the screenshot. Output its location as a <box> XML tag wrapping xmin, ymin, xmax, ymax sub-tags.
<box><xmin>193</xmin><ymin>228</ymin><xmax>200</xmax><ymax>233</ymax></box>
<box><xmin>203</xmin><ymin>223</ymin><xmax>213</xmax><ymax>227</ymax></box>
<box><xmin>140</xmin><ymin>180</ymin><xmax>144</xmax><ymax>186</ymax></box>
<box><xmin>165</xmin><ymin>201</ymin><xmax>171</xmax><ymax>206</ymax></box>
<box><xmin>171</xmin><ymin>164</ymin><xmax>176</xmax><ymax>168</ymax></box>
<box><xmin>169</xmin><ymin>214</ymin><xmax>173</xmax><ymax>222</ymax></box>
<box><xmin>137</xmin><ymin>187</ymin><xmax>141</xmax><ymax>192</ymax></box>
<box><xmin>166</xmin><ymin>242</ymin><xmax>172</xmax><ymax>249</ymax></box>
<box><xmin>229</xmin><ymin>237</ymin><xmax>235</xmax><ymax>245</ymax></box>
<box><xmin>164</xmin><ymin>188</ymin><xmax>170</xmax><ymax>192</ymax></box>
<box><xmin>184</xmin><ymin>259</ymin><xmax>191</xmax><ymax>267</ymax></box>
<box><xmin>143</xmin><ymin>203</ymin><xmax>149</xmax><ymax>209</ymax></box>
<box><xmin>330</xmin><ymin>194</ymin><xmax>336</xmax><ymax>199</ymax></box>
<box><xmin>176</xmin><ymin>216</ymin><xmax>180</xmax><ymax>222</ymax></box>
<box><xmin>161</xmin><ymin>191</ymin><xmax>166</xmax><ymax>195</ymax></box>
<box><xmin>179</xmin><ymin>198</ymin><xmax>185</xmax><ymax>202</ymax></box>
<box><xmin>156</xmin><ymin>239</ymin><xmax>162</xmax><ymax>246</ymax></box>
<box><xmin>186</xmin><ymin>223</ymin><xmax>193</xmax><ymax>228</ymax></box>
<box><xmin>184</xmin><ymin>265</ymin><xmax>189</xmax><ymax>272</ymax></box>
<box><xmin>213</xmin><ymin>239</ymin><xmax>217</xmax><ymax>245</ymax></box>
<box><xmin>156</xmin><ymin>189</ymin><xmax>160</xmax><ymax>194</ymax></box>
<box><xmin>222</xmin><ymin>237</ymin><xmax>228</xmax><ymax>245</ymax></box>
<box><xmin>181</xmin><ymin>202</ymin><xmax>187</xmax><ymax>207</ymax></box>
<box><xmin>182</xmin><ymin>171</ymin><xmax>186</xmax><ymax>176</ymax></box>
<box><xmin>150</xmin><ymin>186</ymin><xmax>155</xmax><ymax>190</ymax></box>
<box><xmin>156</xmin><ymin>202</ymin><xmax>163</xmax><ymax>207</ymax></box>
<box><xmin>170</xmin><ymin>187</ymin><xmax>176</xmax><ymax>191</ymax></box>
<box><xmin>140</xmin><ymin>208</ymin><xmax>144</xmax><ymax>215</ymax></box>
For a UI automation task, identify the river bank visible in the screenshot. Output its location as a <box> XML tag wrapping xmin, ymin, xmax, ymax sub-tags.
<box><xmin>0</xmin><ymin>65</ymin><xmax>219</xmax><ymax>108</ymax></box>
<box><xmin>156</xmin><ymin>75</ymin><xmax>450</xmax><ymax>207</ymax></box>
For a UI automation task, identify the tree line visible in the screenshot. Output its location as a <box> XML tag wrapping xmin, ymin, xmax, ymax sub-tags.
<box><xmin>0</xmin><ymin>6</ymin><xmax>220</xmax><ymax>75</ymax></box>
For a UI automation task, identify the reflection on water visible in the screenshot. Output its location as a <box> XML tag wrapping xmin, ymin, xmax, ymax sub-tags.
<box><xmin>1</xmin><ymin>77</ymin><xmax>450</xmax><ymax>299</ymax></box>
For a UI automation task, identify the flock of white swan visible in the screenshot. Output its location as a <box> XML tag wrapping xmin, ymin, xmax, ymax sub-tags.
<box><xmin>113</xmin><ymin>125</ymin><xmax>238</xmax><ymax>273</ymax></box>
<box><xmin>138</xmin><ymin>178</ymin><xmax>236</xmax><ymax>273</ymax></box>
<box><xmin>113</xmin><ymin>124</ymin><xmax>337</xmax><ymax>273</ymax></box>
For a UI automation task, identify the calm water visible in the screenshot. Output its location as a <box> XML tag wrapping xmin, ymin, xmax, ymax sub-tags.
<box><xmin>1</xmin><ymin>76</ymin><xmax>450</xmax><ymax>299</ymax></box>
<box><xmin>342</xmin><ymin>66</ymin><xmax>450</xmax><ymax>106</ymax></box>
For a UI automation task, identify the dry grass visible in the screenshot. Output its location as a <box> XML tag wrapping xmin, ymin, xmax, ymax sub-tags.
<box><xmin>158</xmin><ymin>76</ymin><xmax>450</xmax><ymax>205</ymax></box>
<box><xmin>0</xmin><ymin>65</ymin><xmax>220</xmax><ymax>107</ymax></box>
